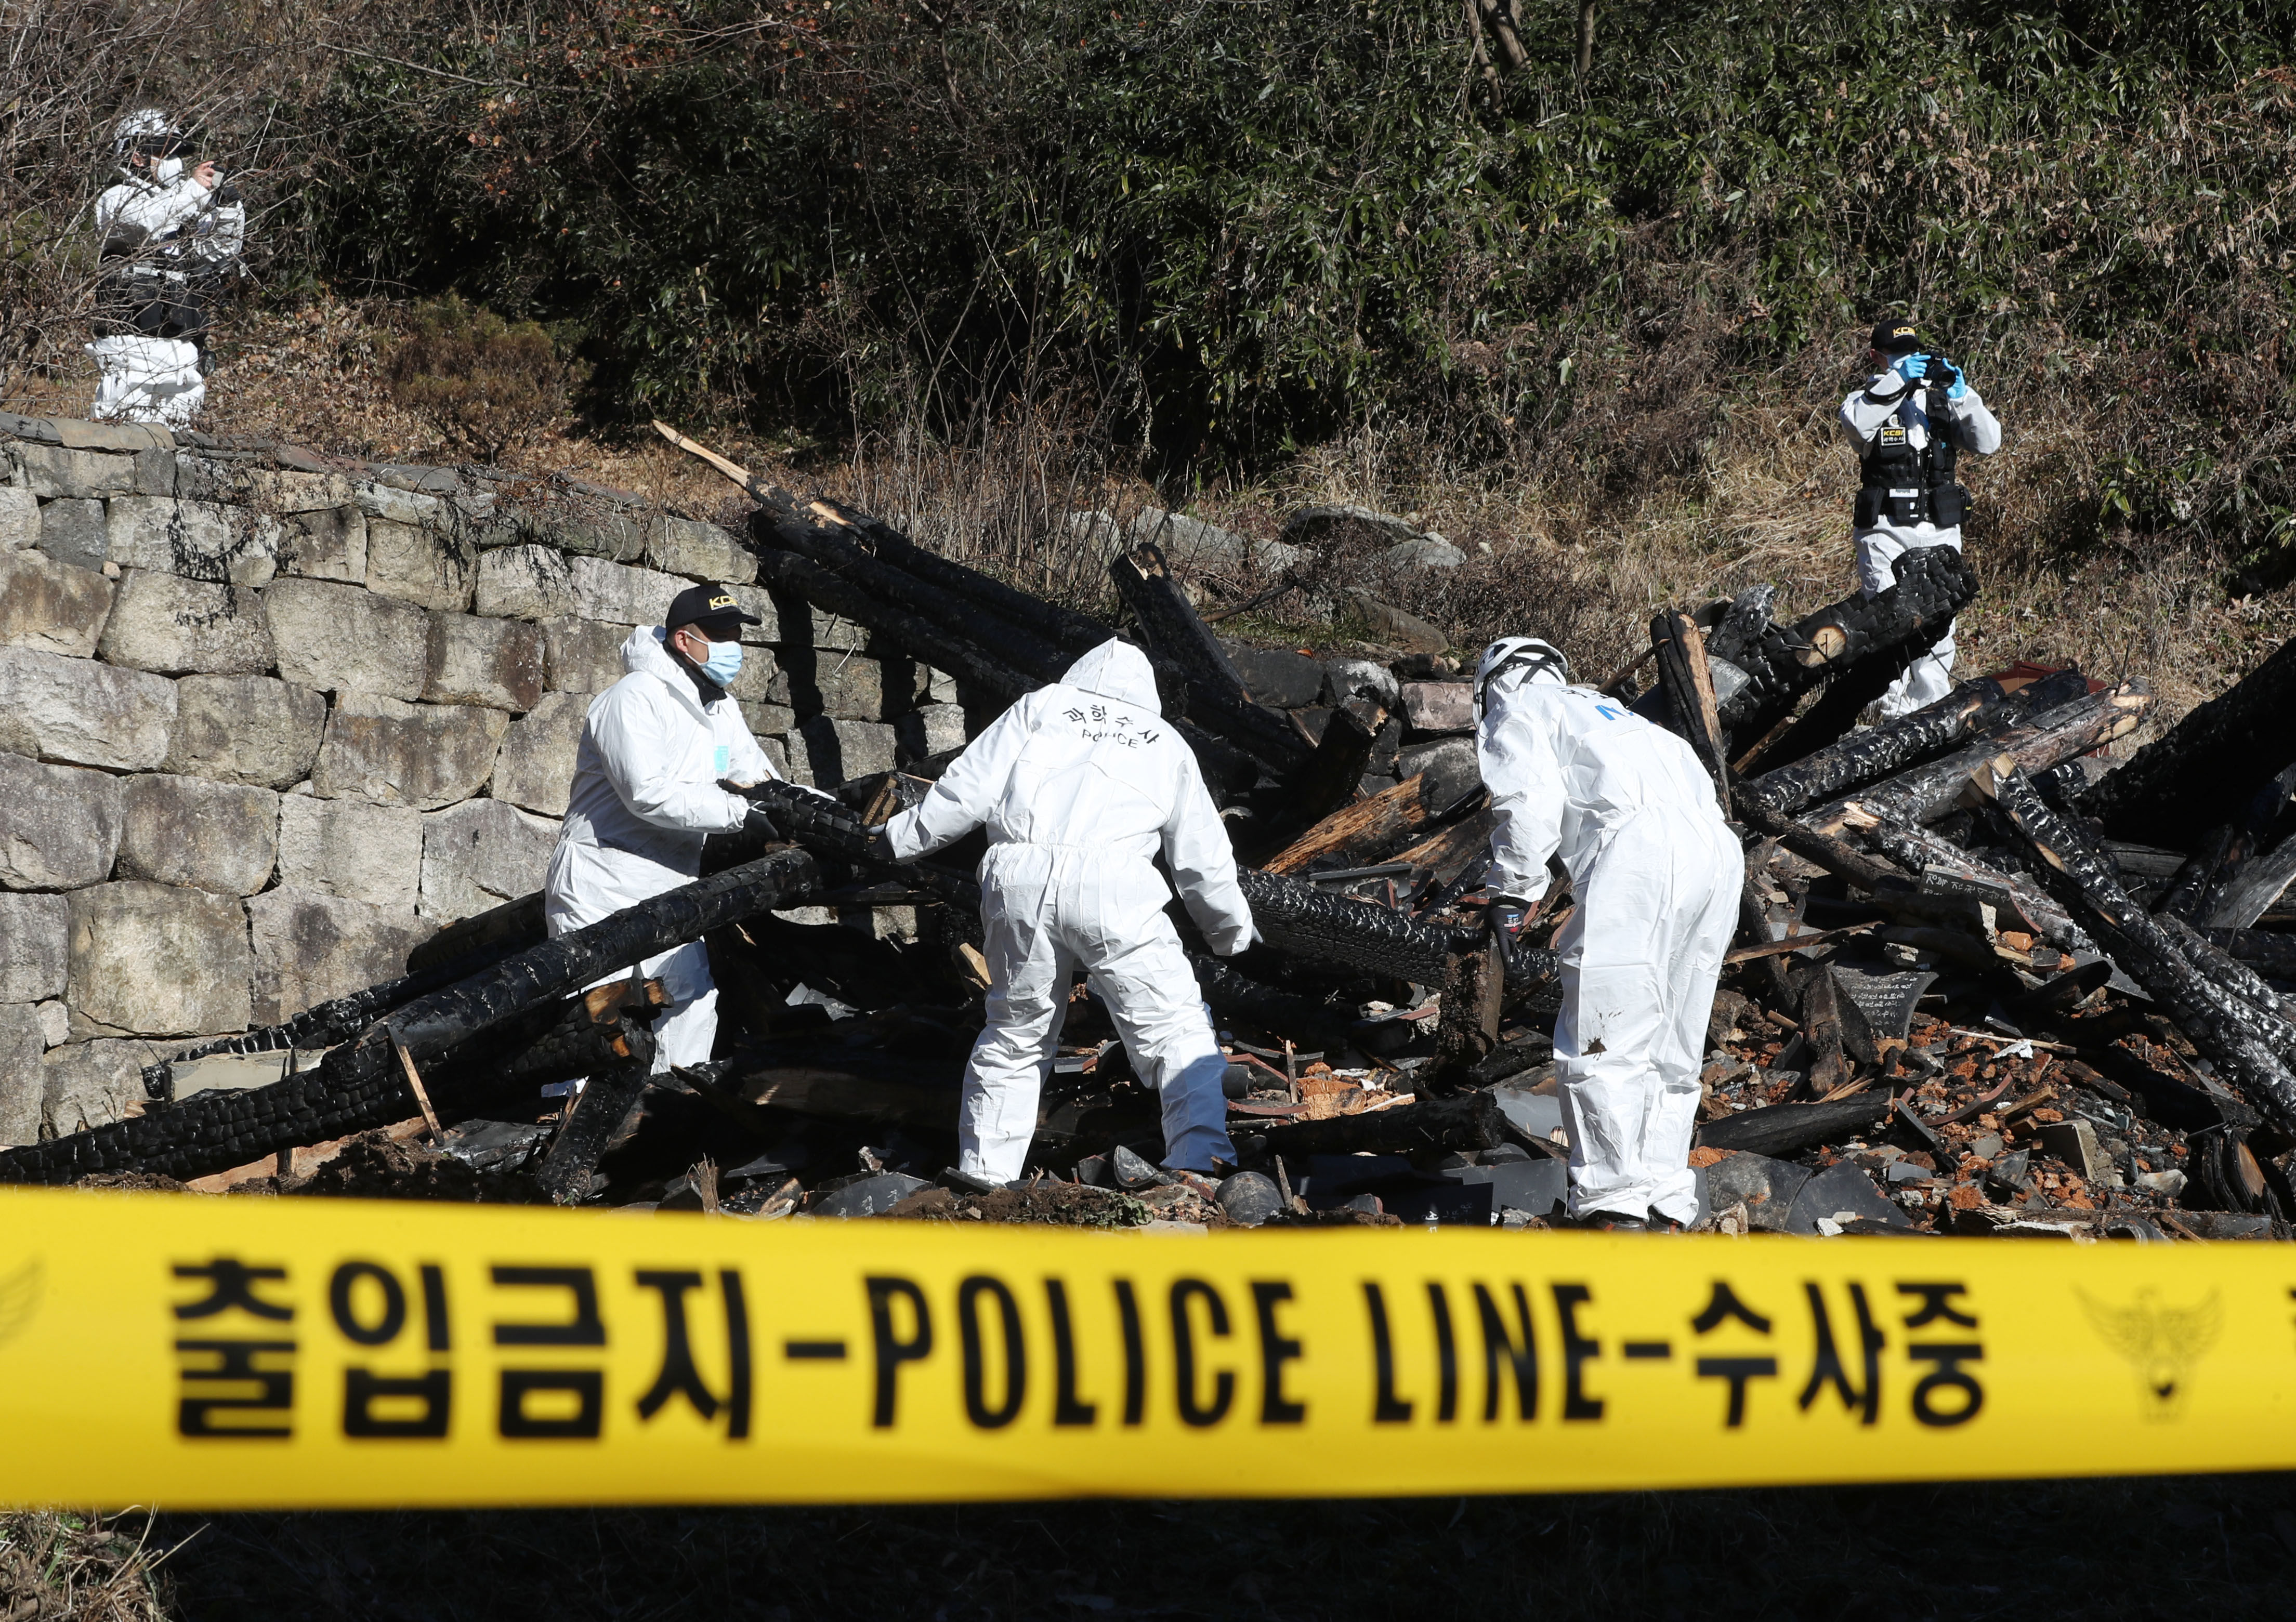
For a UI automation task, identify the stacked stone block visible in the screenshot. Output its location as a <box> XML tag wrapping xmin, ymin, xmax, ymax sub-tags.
<box><xmin>0</xmin><ymin>415</ymin><xmax>966</xmax><ymax>1146</ymax></box>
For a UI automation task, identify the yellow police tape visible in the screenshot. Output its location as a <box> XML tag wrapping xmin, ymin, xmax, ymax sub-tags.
<box><xmin>0</xmin><ymin>1186</ymin><xmax>2290</xmax><ymax>1508</ymax></box>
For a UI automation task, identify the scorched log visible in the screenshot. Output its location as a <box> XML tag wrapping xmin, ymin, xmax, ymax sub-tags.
<box><xmin>1109</xmin><ymin>543</ymin><xmax>1313</xmax><ymax>773</ymax></box>
<box><xmin>2079</xmin><ymin>630</ymin><xmax>2296</xmax><ymax>848</ymax></box>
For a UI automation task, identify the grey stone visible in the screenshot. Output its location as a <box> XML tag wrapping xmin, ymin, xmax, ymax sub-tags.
<box><xmin>279</xmin><ymin>505</ymin><xmax>368</xmax><ymax>583</ymax></box>
<box><xmin>365</xmin><ymin>519</ymin><xmax>476</xmax><ymax>611</ymax></box>
<box><xmin>1222</xmin><ymin>644</ymin><xmax>1326</xmax><ymax>708</ymax></box>
<box><xmin>163</xmin><ymin>675</ymin><xmax>327</xmax><ymax>788</ymax></box>
<box><xmin>542</xmin><ymin>616</ymin><xmax>630</xmax><ymax>692</ymax></box>
<box><xmin>1382</xmin><ymin>537</ymin><xmax>1466</xmax><ymax>571</ymax></box>
<box><xmin>1280</xmin><ymin>504</ymin><xmax>1422</xmax><ymax>550</ymax></box>
<box><xmin>67</xmin><ymin>880</ymin><xmax>252</xmax><ymax>1036</ymax></box>
<box><xmin>96</xmin><ymin>572</ymin><xmax>273</xmax><ymax>675</ymax></box>
<box><xmin>311</xmin><ymin>694</ymin><xmax>510</xmax><ymax>810</ymax></box>
<box><xmin>1216</xmin><ymin>1170</ymin><xmax>1284</xmax><ymax>1227</ymax></box>
<box><xmin>425</xmin><ymin>613</ymin><xmax>545</xmax><ymax>711</ymax></box>
<box><xmin>105</xmin><ymin>496</ymin><xmax>280</xmax><ymax>586</ymax></box>
<box><xmin>38</xmin><ymin>497</ymin><xmax>107</xmax><ymax>569</ymax></box>
<box><xmin>755</xmin><ymin>735</ymin><xmax>792</xmax><ymax>780</ymax></box>
<box><xmin>32</xmin><ymin>1000</ymin><xmax>67</xmax><ymax>1048</ymax></box>
<box><xmin>645</xmin><ymin>515</ymin><xmax>755</xmax><ymax>585</ymax></box>
<box><xmin>275</xmin><ymin>793</ymin><xmax>423</xmax><ymax>910</ymax></box>
<box><xmin>264</xmin><ymin>578</ymin><xmax>429</xmax><ymax>698</ymax></box>
<box><xmin>1128</xmin><ymin>508</ymin><xmax>1297</xmax><ymax>573</ymax></box>
<box><xmin>770</xmin><ymin>653</ymin><xmax>893</xmax><ymax>721</ymax></box>
<box><xmin>0</xmin><ymin>892</ymin><xmax>70</xmax><ymax>1001</ymax></box>
<box><xmin>1345</xmin><ymin>589</ymin><xmax>1449</xmax><ymax>654</ymax></box>
<box><xmin>1397</xmin><ymin>736</ymin><xmax>1481</xmax><ymax>804</ymax></box>
<box><xmin>721</xmin><ymin>642</ymin><xmax>781</xmax><ymax>705</ymax></box>
<box><xmin>350</xmin><ymin>481</ymin><xmax>449</xmax><ymax>528</ymax></box>
<box><xmin>1399</xmin><ymin>680</ymin><xmax>1474</xmax><ymax>735</ymax></box>
<box><xmin>16</xmin><ymin>444</ymin><xmax>136</xmax><ymax>500</ymax></box>
<box><xmin>569</xmin><ymin>555</ymin><xmax>682</xmax><ymax>626</ymax></box>
<box><xmin>1322</xmin><ymin>657</ymin><xmax>1401</xmax><ymax>708</ymax></box>
<box><xmin>766</xmin><ymin>589</ymin><xmax>868</xmax><ymax>652</ymax></box>
<box><xmin>224</xmin><ymin>468</ymin><xmax>357</xmax><ymax>513</ymax></box>
<box><xmin>0</xmin><ymin>754</ymin><xmax>124</xmax><ymax>889</ymax></box>
<box><xmin>740</xmin><ymin>700</ymin><xmax>797</xmax><ymax>739</ymax></box>
<box><xmin>40</xmin><ymin>1037</ymin><xmax>160</xmax><ymax>1139</ymax></box>
<box><xmin>727</xmin><ymin>583</ymin><xmax>780</xmax><ymax>645</ymax></box>
<box><xmin>129</xmin><ymin>445</ymin><xmax>176</xmax><ymax>496</ymax></box>
<box><xmin>790</xmin><ymin>716</ymin><xmax>897</xmax><ymax>787</ymax></box>
<box><xmin>489</xmin><ymin>691</ymin><xmax>588</xmax><ymax>817</ymax></box>
<box><xmin>492</xmin><ymin>494</ymin><xmax>647</xmax><ymax>561</ymax></box>
<box><xmin>246</xmin><ymin>888</ymin><xmax>435</xmax><ymax>1026</ymax></box>
<box><xmin>894</xmin><ymin>704</ymin><xmax>968</xmax><ymax>762</ymax></box>
<box><xmin>0</xmin><ymin>1004</ymin><xmax>42</xmax><ymax>1145</ymax></box>
<box><xmin>0</xmin><ymin>547</ymin><xmax>113</xmax><ymax>656</ymax></box>
<box><xmin>0</xmin><ymin>487</ymin><xmax>38</xmax><ymax>549</ymax></box>
<box><xmin>0</xmin><ymin>647</ymin><xmax>177</xmax><ymax>771</ymax></box>
<box><xmin>473</xmin><ymin>544</ymin><xmax>575</xmax><ymax>620</ymax></box>
<box><xmin>1700</xmin><ymin>1151</ymin><xmax>1814</xmax><ymax>1233</ymax></box>
<box><xmin>115</xmin><ymin>774</ymin><xmax>279</xmax><ymax>895</ymax></box>
<box><xmin>419</xmin><ymin>798</ymin><xmax>560</xmax><ymax>920</ymax></box>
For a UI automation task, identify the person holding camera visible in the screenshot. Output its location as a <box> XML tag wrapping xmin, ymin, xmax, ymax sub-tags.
<box><xmin>88</xmin><ymin>109</ymin><xmax>245</xmax><ymax>426</ymax></box>
<box><xmin>1840</xmin><ymin>316</ymin><xmax>2002</xmax><ymax>717</ymax></box>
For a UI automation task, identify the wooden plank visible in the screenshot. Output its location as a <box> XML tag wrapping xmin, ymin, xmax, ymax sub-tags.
<box><xmin>1265</xmin><ymin>770</ymin><xmax>1459</xmax><ymax>875</ymax></box>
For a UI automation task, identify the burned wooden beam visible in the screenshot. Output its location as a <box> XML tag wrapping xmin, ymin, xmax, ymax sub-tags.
<box><xmin>1264</xmin><ymin>769</ymin><xmax>1480</xmax><ymax>876</ymax></box>
<box><xmin>0</xmin><ymin>848</ymin><xmax>823</xmax><ymax>1185</ymax></box>
<box><xmin>2079</xmin><ymin>630</ymin><xmax>2296</xmax><ymax>847</ymax></box>
<box><xmin>534</xmin><ymin>1024</ymin><xmax>659</xmax><ymax>1205</ymax></box>
<box><xmin>1251</xmin><ymin>1089</ymin><xmax>1511</xmax><ymax>1158</ymax></box>
<box><xmin>1649</xmin><ymin>609</ymin><xmax>1730</xmax><ymax>808</ymax></box>
<box><xmin>1242</xmin><ymin>698</ymin><xmax>1387</xmax><ymax>861</ymax></box>
<box><xmin>2200</xmin><ymin>927</ymin><xmax>2296</xmax><ymax>980</ymax></box>
<box><xmin>1427</xmin><ymin>929</ymin><xmax>1505</xmax><ymax>1090</ymax></box>
<box><xmin>1859</xmin><ymin>815</ymin><xmax>2090</xmax><ymax>953</ymax></box>
<box><xmin>1696</xmin><ymin>1092</ymin><xmax>1894</xmax><ymax>1157</ymax></box>
<box><xmin>1109</xmin><ymin>543</ymin><xmax>1313</xmax><ymax>772</ymax></box>
<box><xmin>1236</xmin><ymin>866</ymin><xmax>1558</xmax><ymax>992</ymax></box>
<box><xmin>1188</xmin><ymin>953</ymin><xmax>1363</xmax><ymax>1058</ymax></box>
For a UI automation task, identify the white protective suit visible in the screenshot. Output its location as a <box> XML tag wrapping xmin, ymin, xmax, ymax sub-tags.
<box><xmin>883</xmin><ymin>640</ymin><xmax>1254</xmax><ymax>1182</ymax></box>
<box><xmin>89</xmin><ymin>160</ymin><xmax>245</xmax><ymax>426</ymax></box>
<box><xmin>1839</xmin><ymin>367</ymin><xmax>2002</xmax><ymax>717</ymax></box>
<box><xmin>1478</xmin><ymin>648</ymin><xmax>1742</xmax><ymax>1225</ymax></box>
<box><xmin>543</xmin><ymin>626</ymin><xmax>783</xmax><ymax>1071</ymax></box>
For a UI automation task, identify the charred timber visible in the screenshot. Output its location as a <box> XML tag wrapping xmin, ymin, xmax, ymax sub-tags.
<box><xmin>1235</xmin><ymin>866</ymin><xmax>1559</xmax><ymax>993</ymax></box>
<box><xmin>1242</xmin><ymin>698</ymin><xmax>1387</xmax><ymax>860</ymax></box>
<box><xmin>1696</xmin><ymin>1092</ymin><xmax>1894</xmax><ymax>1157</ymax></box>
<box><xmin>2079</xmin><ymin>631</ymin><xmax>2296</xmax><ymax>848</ymax></box>
<box><xmin>2201</xmin><ymin>927</ymin><xmax>2296</xmax><ymax>981</ymax></box>
<box><xmin>740</xmin><ymin>781</ymin><xmax>982</xmax><ymax>909</ymax></box>
<box><xmin>747</xmin><ymin>539</ymin><xmax>1034</xmax><ymax>708</ymax></box>
<box><xmin>1252</xmin><ymin>1089</ymin><xmax>1511</xmax><ymax>1158</ymax></box>
<box><xmin>1109</xmin><ymin>544</ymin><xmax>1313</xmax><ymax>772</ymax></box>
<box><xmin>0</xmin><ymin>848</ymin><xmax>823</xmax><ymax>1185</ymax></box>
<box><xmin>1187</xmin><ymin>953</ymin><xmax>1363</xmax><ymax>1058</ymax></box>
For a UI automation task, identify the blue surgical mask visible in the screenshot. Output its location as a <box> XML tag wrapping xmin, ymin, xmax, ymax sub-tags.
<box><xmin>700</xmin><ymin>639</ymin><xmax>744</xmax><ymax>688</ymax></box>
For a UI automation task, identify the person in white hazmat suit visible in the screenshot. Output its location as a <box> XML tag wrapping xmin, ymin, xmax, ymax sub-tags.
<box><xmin>1840</xmin><ymin>316</ymin><xmax>2002</xmax><ymax>718</ymax></box>
<box><xmin>875</xmin><ymin>639</ymin><xmax>1253</xmax><ymax>1185</ymax></box>
<box><xmin>544</xmin><ymin>584</ymin><xmax>797</xmax><ymax>1073</ymax></box>
<box><xmin>1475</xmin><ymin>638</ymin><xmax>1742</xmax><ymax>1231</ymax></box>
<box><xmin>89</xmin><ymin>111</ymin><xmax>246</xmax><ymax>426</ymax></box>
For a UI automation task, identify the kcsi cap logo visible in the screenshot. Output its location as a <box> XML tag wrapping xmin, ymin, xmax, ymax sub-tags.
<box><xmin>2079</xmin><ymin>1287</ymin><xmax>2222</xmax><ymax>1421</ymax></box>
<box><xmin>0</xmin><ymin>1258</ymin><xmax>43</xmax><ymax>1349</ymax></box>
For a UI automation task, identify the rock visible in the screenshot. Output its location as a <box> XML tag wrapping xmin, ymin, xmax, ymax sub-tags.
<box><xmin>895</xmin><ymin>703</ymin><xmax>968</xmax><ymax>762</ymax></box>
<box><xmin>37</xmin><ymin>497</ymin><xmax>107</xmax><ymax>569</ymax></box>
<box><xmin>15</xmin><ymin>445</ymin><xmax>137</xmax><ymax>500</ymax></box>
<box><xmin>96</xmin><ymin>572</ymin><xmax>273</xmax><ymax>675</ymax></box>
<box><xmin>278</xmin><ymin>506</ymin><xmax>368</xmax><ymax>583</ymax></box>
<box><xmin>0</xmin><ymin>893</ymin><xmax>70</xmax><ymax>1002</ymax></box>
<box><xmin>1344</xmin><ymin>589</ymin><xmax>1448</xmax><ymax>655</ymax></box>
<box><xmin>1700</xmin><ymin>1151</ymin><xmax>1814</xmax><ymax>1234</ymax></box>
<box><xmin>727</xmin><ymin>583</ymin><xmax>780</xmax><ymax>645</ymax></box>
<box><xmin>0</xmin><ymin>1005</ymin><xmax>43</xmax><ymax>1145</ymax></box>
<box><xmin>569</xmin><ymin>556</ymin><xmax>683</xmax><ymax>627</ymax></box>
<box><xmin>424</xmin><ymin>613</ymin><xmax>545</xmax><ymax>712</ymax></box>
<box><xmin>218</xmin><ymin>468</ymin><xmax>357</xmax><ymax>513</ymax></box>
<box><xmin>40</xmin><ymin>1038</ymin><xmax>157</xmax><ymax>1139</ymax></box>
<box><xmin>1396</xmin><ymin>736</ymin><xmax>1481</xmax><ymax>805</ymax></box>
<box><xmin>274</xmin><ymin>793</ymin><xmax>425</xmax><ymax>910</ymax></box>
<box><xmin>32</xmin><ymin>1001</ymin><xmax>67</xmax><ymax>1049</ymax></box>
<box><xmin>740</xmin><ymin>701</ymin><xmax>797</xmax><ymax>741</ymax></box>
<box><xmin>0</xmin><ymin>647</ymin><xmax>177</xmax><ymax>771</ymax></box>
<box><xmin>264</xmin><ymin>578</ymin><xmax>430</xmax><ymax>698</ymax></box>
<box><xmin>246</xmin><ymin>888</ymin><xmax>435</xmax><ymax>1025</ymax></box>
<box><xmin>114</xmin><ymin>774</ymin><xmax>279</xmax><ymax>895</ymax></box>
<box><xmin>790</xmin><ymin>716</ymin><xmax>897</xmax><ymax>786</ymax></box>
<box><xmin>351</xmin><ymin>480</ymin><xmax>449</xmax><ymax>529</ymax></box>
<box><xmin>1216</xmin><ymin>1170</ymin><xmax>1284</xmax><ymax>1227</ymax></box>
<box><xmin>163</xmin><ymin>675</ymin><xmax>327</xmax><ymax>788</ymax></box>
<box><xmin>104</xmin><ymin>496</ymin><xmax>280</xmax><ymax>586</ymax></box>
<box><xmin>770</xmin><ymin>652</ymin><xmax>894</xmax><ymax>721</ymax></box>
<box><xmin>365</xmin><ymin>520</ymin><xmax>476</xmax><ymax>611</ymax></box>
<box><xmin>419</xmin><ymin>797</ymin><xmax>560</xmax><ymax>920</ymax></box>
<box><xmin>767</xmin><ymin>590</ymin><xmax>870</xmax><ymax>652</ymax></box>
<box><xmin>489</xmin><ymin>691</ymin><xmax>589</xmax><ymax>817</ymax></box>
<box><xmin>0</xmin><ymin>754</ymin><xmax>124</xmax><ymax>890</ymax></box>
<box><xmin>490</xmin><ymin>493</ymin><xmax>647</xmax><ymax>562</ymax></box>
<box><xmin>542</xmin><ymin>617</ymin><xmax>631</xmax><ymax>692</ymax></box>
<box><xmin>0</xmin><ymin>487</ymin><xmax>41</xmax><ymax>549</ymax></box>
<box><xmin>1280</xmin><ymin>504</ymin><xmax>1422</xmax><ymax>551</ymax></box>
<box><xmin>1222</xmin><ymin>644</ymin><xmax>1327</xmax><ymax>708</ymax></box>
<box><xmin>1382</xmin><ymin>537</ymin><xmax>1465</xmax><ymax>571</ymax></box>
<box><xmin>645</xmin><ymin>515</ymin><xmax>756</xmax><ymax>585</ymax></box>
<box><xmin>1400</xmin><ymin>680</ymin><xmax>1475</xmax><ymax>735</ymax></box>
<box><xmin>310</xmin><ymin>693</ymin><xmax>510</xmax><ymax>810</ymax></box>
<box><xmin>1110</xmin><ymin>1143</ymin><xmax>1169</xmax><ymax>1190</ymax></box>
<box><xmin>474</xmin><ymin>544</ymin><xmax>576</xmax><ymax>620</ymax></box>
<box><xmin>1322</xmin><ymin>657</ymin><xmax>1402</xmax><ymax>708</ymax></box>
<box><xmin>720</xmin><ymin>644</ymin><xmax>782</xmax><ymax>705</ymax></box>
<box><xmin>68</xmin><ymin>880</ymin><xmax>252</xmax><ymax>1036</ymax></box>
<box><xmin>0</xmin><ymin>547</ymin><xmax>113</xmax><ymax>656</ymax></box>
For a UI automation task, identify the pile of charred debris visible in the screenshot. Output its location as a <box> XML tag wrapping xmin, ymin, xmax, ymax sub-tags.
<box><xmin>12</xmin><ymin>480</ymin><xmax>2296</xmax><ymax>1244</ymax></box>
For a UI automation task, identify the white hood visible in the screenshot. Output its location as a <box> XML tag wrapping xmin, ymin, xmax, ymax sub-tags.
<box><xmin>1060</xmin><ymin>639</ymin><xmax>1162</xmax><ymax>715</ymax></box>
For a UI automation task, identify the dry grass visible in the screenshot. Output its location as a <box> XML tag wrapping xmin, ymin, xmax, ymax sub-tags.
<box><xmin>0</xmin><ymin>1512</ymin><xmax>175</xmax><ymax>1620</ymax></box>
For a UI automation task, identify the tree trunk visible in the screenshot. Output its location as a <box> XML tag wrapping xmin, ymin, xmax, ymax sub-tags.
<box><xmin>1575</xmin><ymin>0</ymin><xmax>1596</xmax><ymax>81</ymax></box>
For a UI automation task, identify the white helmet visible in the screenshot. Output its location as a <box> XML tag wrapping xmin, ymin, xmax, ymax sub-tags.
<box><xmin>112</xmin><ymin>109</ymin><xmax>185</xmax><ymax>162</ymax></box>
<box><xmin>1474</xmin><ymin>636</ymin><xmax>1570</xmax><ymax>718</ymax></box>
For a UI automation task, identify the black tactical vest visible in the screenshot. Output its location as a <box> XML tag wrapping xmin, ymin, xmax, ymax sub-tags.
<box><xmin>1855</xmin><ymin>376</ymin><xmax>1968</xmax><ymax>531</ymax></box>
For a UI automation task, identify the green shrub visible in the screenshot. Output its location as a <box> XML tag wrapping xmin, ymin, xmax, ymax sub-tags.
<box><xmin>385</xmin><ymin>296</ymin><xmax>582</xmax><ymax>461</ymax></box>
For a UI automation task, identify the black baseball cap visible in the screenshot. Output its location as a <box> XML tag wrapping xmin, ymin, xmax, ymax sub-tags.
<box><xmin>664</xmin><ymin>583</ymin><xmax>762</xmax><ymax>634</ymax></box>
<box><xmin>1869</xmin><ymin>317</ymin><xmax>1923</xmax><ymax>356</ymax></box>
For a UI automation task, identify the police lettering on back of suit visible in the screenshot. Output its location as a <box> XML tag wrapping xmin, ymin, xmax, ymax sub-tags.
<box><xmin>1840</xmin><ymin>317</ymin><xmax>2003</xmax><ymax>718</ymax></box>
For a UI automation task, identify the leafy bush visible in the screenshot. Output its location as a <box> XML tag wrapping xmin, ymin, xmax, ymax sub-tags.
<box><xmin>384</xmin><ymin>295</ymin><xmax>581</xmax><ymax>461</ymax></box>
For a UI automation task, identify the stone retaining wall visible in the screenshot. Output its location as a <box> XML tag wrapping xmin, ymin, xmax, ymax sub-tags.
<box><xmin>0</xmin><ymin>414</ymin><xmax>972</xmax><ymax>1146</ymax></box>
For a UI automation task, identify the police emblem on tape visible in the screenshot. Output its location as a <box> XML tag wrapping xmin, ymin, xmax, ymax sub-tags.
<box><xmin>2078</xmin><ymin>1288</ymin><xmax>2222</xmax><ymax>1421</ymax></box>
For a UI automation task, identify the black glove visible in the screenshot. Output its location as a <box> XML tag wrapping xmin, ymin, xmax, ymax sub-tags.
<box><xmin>865</xmin><ymin>823</ymin><xmax>899</xmax><ymax>863</ymax></box>
<box><xmin>1487</xmin><ymin>894</ymin><xmax>1533</xmax><ymax>941</ymax></box>
<box><xmin>742</xmin><ymin>803</ymin><xmax>783</xmax><ymax>842</ymax></box>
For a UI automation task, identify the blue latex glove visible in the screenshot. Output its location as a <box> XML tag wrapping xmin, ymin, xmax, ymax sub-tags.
<box><xmin>1936</xmin><ymin>355</ymin><xmax>1969</xmax><ymax>400</ymax></box>
<box><xmin>1892</xmin><ymin>352</ymin><xmax>1930</xmax><ymax>383</ymax></box>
